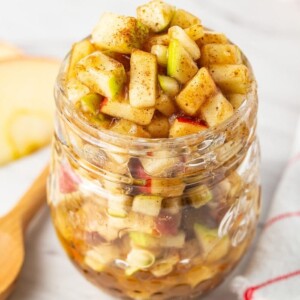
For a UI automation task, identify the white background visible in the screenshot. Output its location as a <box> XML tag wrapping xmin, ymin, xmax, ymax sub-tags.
<box><xmin>0</xmin><ymin>0</ymin><xmax>300</xmax><ymax>299</ymax></box>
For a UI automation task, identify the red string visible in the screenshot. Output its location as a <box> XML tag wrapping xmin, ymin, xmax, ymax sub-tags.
<box><xmin>264</xmin><ymin>211</ymin><xmax>300</xmax><ymax>229</ymax></box>
<box><xmin>244</xmin><ymin>270</ymin><xmax>300</xmax><ymax>300</ymax></box>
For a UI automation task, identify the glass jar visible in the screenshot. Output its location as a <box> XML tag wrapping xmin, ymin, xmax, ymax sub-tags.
<box><xmin>48</xmin><ymin>53</ymin><xmax>260</xmax><ymax>300</ymax></box>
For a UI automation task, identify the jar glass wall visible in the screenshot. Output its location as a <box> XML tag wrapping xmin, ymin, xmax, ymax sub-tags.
<box><xmin>48</xmin><ymin>54</ymin><xmax>260</xmax><ymax>300</ymax></box>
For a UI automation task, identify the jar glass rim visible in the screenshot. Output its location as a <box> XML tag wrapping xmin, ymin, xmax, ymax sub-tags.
<box><xmin>56</xmin><ymin>44</ymin><xmax>257</xmax><ymax>148</ymax></box>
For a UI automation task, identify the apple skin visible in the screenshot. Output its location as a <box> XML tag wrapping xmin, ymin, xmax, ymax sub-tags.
<box><xmin>156</xmin><ymin>212</ymin><xmax>181</xmax><ymax>236</ymax></box>
<box><xmin>59</xmin><ymin>163</ymin><xmax>81</xmax><ymax>194</ymax></box>
<box><xmin>177</xmin><ymin>116</ymin><xmax>207</xmax><ymax>127</ymax></box>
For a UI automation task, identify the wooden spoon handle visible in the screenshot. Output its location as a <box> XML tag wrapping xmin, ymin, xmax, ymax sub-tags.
<box><xmin>9</xmin><ymin>165</ymin><xmax>49</xmax><ymax>230</ymax></box>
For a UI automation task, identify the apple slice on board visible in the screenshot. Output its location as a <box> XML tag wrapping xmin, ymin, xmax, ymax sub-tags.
<box><xmin>0</xmin><ymin>57</ymin><xmax>60</xmax><ymax>165</ymax></box>
<box><xmin>0</xmin><ymin>42</ymin><xmax>23</xmax><ymax>61</ymax></box>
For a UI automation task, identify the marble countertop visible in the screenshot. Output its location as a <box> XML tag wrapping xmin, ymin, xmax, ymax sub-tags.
<box><xmin>0</xmin><ymin>0</ymin><xmax>300</xmax><ymax>299</ymax></box>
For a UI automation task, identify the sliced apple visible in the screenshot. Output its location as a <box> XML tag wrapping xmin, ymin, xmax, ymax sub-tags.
<box><xmin>76</xmin><ymin>51</ymin><xmax>126</xmax><ymax>99</ymax></box>
<box><xmin>158</xmin><ymin>75</ymin><xmax>180</xmax><ymax>97</ymax></box>
<box><xmin>100</xmin><ymin>98</ymin><xmax>155</xmax><ymax>126</ymax></box>
<box><xmin>0</xmin><ymin>58</ymin><xmax>60</xmax><ymax>165</ymax></box>
<box><xmin>169</xmin><ymin>117</ymin><xmax>207</xmax><ymax>138</ymax></box>
<box><xmin>110</xmin><ymin>119</ymin><xmax>151</xmax><ymax>138</ymax></box>
<box><xmin>200</xmin><ymin>44</ymin><xmax>243</xmax><ymax>66</ymax></box>
<box><xmin>208</xmin><ymin>64</ymin><xmax>252</xmax><ymax>94</ymax></box>
<box><xmin>146</xmin><ymin>113</ymin><xmax>170</xmax><ymax>138</ymax></box>
<box><xmin>199</xmin><ymin>92</ymin><xmax>234</xmax><ymax>127</ymax></box>
<box><xmin>0</xmin><ymin>42</ymin><xmax>23</xmax><ymax>61</ymax></box>
<box><xmin>156</xmin><ymin>94</ymin><xmax>177</xmax><ymax>117</ymax></box>
<box><xmin>196</xmin><ymin>31</ymin><xmax>228</xmax><ymax>47</ymax></box>
<box><xmin>169</xmin><ymin>26</ymin><xmax>200</xmax><ymax>60</ymax></box>
<box><xmin>167</xmin><ymin>39</ymin><xmax>198</xmax><ymax>84</ymax></box>
<box><xmin>129</xmin><ymin>50</ymin><xmax>157</xmax><ymax>108</ymax></box>
<box><xmin>151</xmin><ymin>45</ymin><xmax>168</xmax><ymax>66</ymax></box>
<box><xmin>67</xmin><ymin>39</ymin><xmax>95</xmax><ymax>80</ymax></box>
<box><xmin>176</xmin><ymin>67</ymin><xmax>217</xmax><ymax>116</ymax></box>
<box><xmin>137</xmin><ymin>0</ymin><xmax>175</xmax><ymax>32</ymax></box>
<box><xmin>170</xmin><ymin>9</ymin><xmax>201</xmax><ymax>28</ymax></box>
<box><xmin>92</xmin><ymin>13</ymin><xmax>149</xmax><ymax>54</ymax></box>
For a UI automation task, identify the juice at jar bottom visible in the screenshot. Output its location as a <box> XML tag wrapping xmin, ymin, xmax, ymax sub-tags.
<box><xmin>48</xmin><ymin>0</ymin><xmax>260</xmax><ymax>299</ymax></box>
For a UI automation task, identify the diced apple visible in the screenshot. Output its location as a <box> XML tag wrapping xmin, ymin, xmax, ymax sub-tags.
<box><xmin>169</xmin><ymin>117</ymin><xmax>207</xmax><ymax>138</ymax></box>
<box><xmin>137</xmin><ymin>0</ymin><xmax>175</xmax><ymax>32</ymax></box>
<box><xmin>66</xmin><ymin>78</ymin><xmax>90</xmax><ymax>103</ymax></box>
<box><xmin>199</xmin><ymin>92</ymin><xmax>234</xmax><ymax>127</ymax></box>
<box><xmin>226</xmin><ymin>94</ymin><xmax>246</xmax><ymax>110</ymax></box>
<box><xmin>146</xmin><ymin>113</ymin><xmax>170</xmax><ymax>138</ymax></box>
<box><xmin>162</xmin><ymin>197</ymin><xmax>182</xmax><ymax>215</ymax></box>
<box><xmin>126</xmin><ymin>249</ymin><xmax>155</xmax><ymax>274</ymax></box>
<box><xmin>156</xmin><ymin>94</ymin><xmax>177</xmax><ymax>117</ymax></box>
<box><xmin>176</xmin><ymin>68</ymin><xmax>217</xmax><ymax>116</ymax></box>
<box><xmin>170</xmin><ymin>9</ymin><xmax>201</xmax><ymax>28</ymax></box>
<box><xmin>145</xmin><ymin>34</ymin><xmax>170</xmax><ymax>51</ymax></box>
<box><xmin>107</xmin><ymin>194</ymin><xmax>133</xmax><ymax>218</ymax></box>
<box><xmin>208</xmin><ymin>64</ymin><xmax>252</xmax><ymax>94</ymax></box>
<box><xmin>151</xmin><ymin>178</ymin><xmax>185</xmax><ymax>197</ymax></box>
<box><xmin>110</xmin><ymin>119</ymin><xmax>151</xmax><ymax>138</ymax></box>
<box><xmin>92</xmin><ymin>13</ymin><xmax>149</xmax><ymax>54</ymax></box>
<box><xmin>132</xmin><ymin>195</ymin><xmax>163</xmax><ymax>217</ymax></box>
<box><xmin>67</xmin><ymin>39</ymin><xmax>95</xmax><ymax>80</ymax></box>
<box><xmin>185</xmin><ymin>24</ymin><xmax>204</xmax><ymax>40</ymax></box>
<box><xmin>80</xmin><ymin>93</ymin><xmax>102</xmax><ymax>115</ymax></box>
<box><xmin>196</xmin><ymin>31</ymin><xmax>228</xmax><ymax>47</ymax></box>
<box><xmin>88</xmin><ymin>113</ymin><xmax>111</xmax><ymax>129</ymax></box>
<box><xmin>169</xmin><ymin>26</ymin><xmax>200</xmax><ymax>60</ymax></box>
<box><xmin>141</xmin><ymin>150</ymin><xmax>180</xmax><ymax>176</ymax></box>
<box><xmin>76</xmin><ymin>51</ymin><xmax>126</xmax><ymax>98</ymax></box>
<box><xmin>158</xmin><ymin>75</ymin><xmax>180</xmax><ymax>97</ymax></box>
<box><xmin>100</xmin><ymin>98</ymin><xmax>155</xmax><ymax>125</ymax></box>
<box><xmin>186</xmin><ymin>185</ymin><xmax>213</xmax><ymax>208</ymax></box>
<box><xmin>200</xmin><ymin>44</ymin><xmax>243</xmax><ymax>66</ymax></box>
<box><xmin>156</xmin><ymin>211</ymin><xmax>181</xmax><ymax>235</ymax></box>
<box><xmin>85</xmin><ymin>244</ymin><xmax>120</xmax><ymax>272</ymax></box>
<box><xmin>130</xmin><ymin>232</ymin><xmax>160</xmax><ymax>248</ymax></box>
<box><xmin>159</xmin><ymin>231</ymin><xmax>185</xmax><ymax>248</ymax></box>
<box><xmin>151</xmin><ymin>45</ymin><xmax>168</xmax><ymax>66</ymax></box>
<box><xmin>167</xmin><ymin>39</ymin><xmax>198</xmax><ymax>84</ymax></box>
<box><xmin>129</xmin><ymin>50</ymin><xmax>157</xmax><ymax>108</ymax></box>
<box><xmin>194</xmin><ymin>223</ymin><xmax>230</xmax><ymax>262</ymax></box>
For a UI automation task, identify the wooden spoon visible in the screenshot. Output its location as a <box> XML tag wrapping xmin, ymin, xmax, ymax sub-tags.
<box><xmin>0</xmin><ymin>166</ymin><xmax>49</xmax><ymax>300</ymax></box>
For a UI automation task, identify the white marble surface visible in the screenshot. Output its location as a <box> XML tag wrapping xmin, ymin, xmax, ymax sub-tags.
<box><xmin>0</xmin><ymin>0</ymin><xmax>300</xmax><ymax>299</ymax></box>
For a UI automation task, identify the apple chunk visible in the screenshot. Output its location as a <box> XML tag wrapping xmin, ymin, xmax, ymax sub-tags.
<box><xmin>137</xmin><ymin>0</ymin><xmax>175</xmax><ymax>32</ymax></box>
<box><xmin>0</xmin><ymin>58</ymin><xmax>60</xmax><ymax>165</ymax></box>
<box><xmin>76</xmin><ymin>51</ymin><xmax>126</xmax><ymax>99</ymax></box>
<box><xmin>110</xmin><ymin>119</ymin><xmax>151</xmax><ymax>138</ymax></box>
<box><xmin>176</xmin><ymin>68</ymin><xmax>217</xmax><ymax>116</ymax></box>
<box><xmin>129</xmin><ymin>50</ymin><xmax>157</xmax><ymax>108</ymax></box>
<box><xmin>156</xmin><ymin>94</ymin><xmax>177</xmax><ymax>117</ymax></box>
<box><xmin>167</xmin><ymin>39</ymin><xmax>198</xmax><ymax>84</ymax></box>
<box><xmin>169</xmin><ymin>26</ymin><xmax>200</xmax><ymax>60</ymax></box>
<box><xmin>199</xmin><ymin>92</ymin><xmax>234</xmax><ymax>127</ymax></box>
<box><xmin>196</xmin><ymin>31</ymin><xmax>228</xmax><ymax>47</ymax></box>
<box><xmin>170</xmin><ymin>9</ymin><xmax>201</xmax><ymax>28</ymax></box>
<box><xmin>169</xmin><ymin>117</ymin><xmax>207</xmax><ymax>138</ymax></box>
<box><xmin>100</xmin><ymin>98</ymin><xmax>155</xmax><ymax>126</ymax></box>
<box><xmin>208</xmin><ymin>64</ymin><xmax>251</xmax><ymax>94</ymax></box>
<box><xmin>200</xmin><ymin>44</ymin><xmax>243</xmax><ymax>66</ymax></box>
<box><xmin>67</xmin><ymin>39</ymin><xmax>95</xmax><ymax>80</ymax></box>
<box><xmin>92</xmin><ymin>13</ymin><xmax>149</xmax><ymax>54</ymax></box>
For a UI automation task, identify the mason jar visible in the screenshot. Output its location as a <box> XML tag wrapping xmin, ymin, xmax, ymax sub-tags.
<box><xmin>47</xmin><ymin>51</ymin><xmax>260</xmax><ymax>300</ymax></box>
